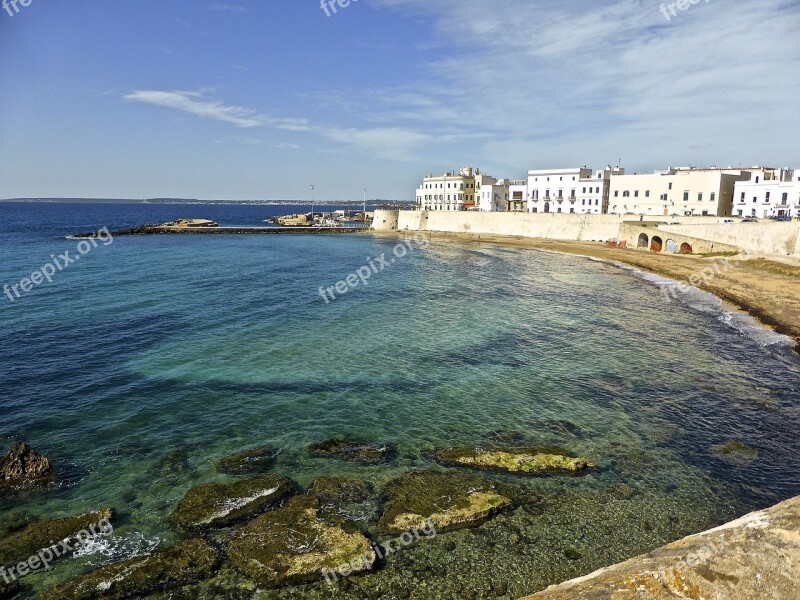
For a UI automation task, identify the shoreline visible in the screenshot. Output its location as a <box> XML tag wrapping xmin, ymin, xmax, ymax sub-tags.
<box><xmin>373</xmin><ymin>230</ymin><xmax>800</xmax><ymax>354</ymax></box>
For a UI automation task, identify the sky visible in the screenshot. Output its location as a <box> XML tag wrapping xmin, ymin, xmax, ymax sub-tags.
<box><xmin>0</xmin><ymin>0</ymin><xmax>798</xmax><ymax>201</ymax></box>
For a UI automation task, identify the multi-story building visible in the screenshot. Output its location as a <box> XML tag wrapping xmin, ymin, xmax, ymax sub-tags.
<box><xmin>606</xmin><ymin>167</ymin><xmax>753</xmax><ymax>217</ymax></box>
<box><xmin>475</xmin><ymin>175</ymin><xmax>509</xmax><ymax>212</ymax></box>
<box><xmin>415</xmin><ymin>167</ymin><xmax>480</xmax><ymax>211</ymax></box>
<box><xmin>526</xmin><ymin>166</ymin><xmax>623</xmax><ymax>214</ymax></box>
<box><xmin>508</xmin><ymin>181</ymin><xmax>527</xmax><ymax>212</ymax></box>
<box><xmin>732</xmin><ymin>168</ymin><xmax>800</xmax><ymax>219</ymax></box>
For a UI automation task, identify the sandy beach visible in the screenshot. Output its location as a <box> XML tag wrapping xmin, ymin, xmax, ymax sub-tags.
<box><xmin>375</xmin><ymin>231</ymin><xmax>800</xmax><ymax>353</ymax></box>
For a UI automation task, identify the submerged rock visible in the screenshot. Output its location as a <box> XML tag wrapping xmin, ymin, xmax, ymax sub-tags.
<box><xmin>217</xmin><ymin>445</ymin><xmax>280</xmax><ymax>475</ymax></box>
<box><xmin>226</xmin><ymin>495</ymin><xmax>373</xmax><ymax>588</ymax></box>
<box><xmin>311</xmin><ymin>477</ymin><xmax>378</xmax><ymax>524</ymax></box>
<box><xmin>378</xmin><ymin>470</ymin><xmax>512</xmax><ymax>534</ymax></box>
<box><xmin>0</xmin><ymin>441</ymin><xmax>52</xmax><ymax>483</ymax></box>
<box><xmin>308</xmin><ymin>439</ymin><xmax>397</xmax><ymax>465</ymax></box>
<box><xmin>711</xmin><ymin>440</ymin><xmax>759</xmax><ymax>466</ymax></box>
<box><xmin>311</xmin><ymin>477</ymin><xmax>372</xmax><ymax>504</ymax></box>
<box><xmin>486</xmin><ymin>429</ymin><xmax>527</xmax><ymax>444</ymax></box>
<box><xmin>39</xmin><ymin>538</ymin><xmax>219</xmax><ymax>600</ymax></box>
<box><xmin>437</xmin><ymin>447</ymin><xmax>594</xmax><ymax>475</ymax></box>
<box><xmin>0</xmin><ymin>507</ymin><xmax>113</xmax><ymax>569</ymax></box>
<box><xmin>169</xmin><ymin>474</ymin><xmax>295</xmax><ymax>530</ymax></box>
<box><xmin>528</xmin><ymin>419</ymin><xmax>582</xmax><ymax>437</ymax></box>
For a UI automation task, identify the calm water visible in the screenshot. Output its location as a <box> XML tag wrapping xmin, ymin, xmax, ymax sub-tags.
<box><xmin>1</xmin><ymin>202</ymin><xmax>800</xmax><ymax>598</ymax></box>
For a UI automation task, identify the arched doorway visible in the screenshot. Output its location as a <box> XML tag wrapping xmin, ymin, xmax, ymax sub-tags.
<box><xmin>650</xmin><ymin>236</ymin><xmax>663</xmax><ymax>252</ymax></box>
<box><xmin>680</xmin><ymin>242</ymin><xmax>693</xmax><ymax>254</ymax></box>
<box><xmin>637</xmin><ymin>233</ymin><xmax>649</xmax><ymax>248</ymax></box>
<box><xmin>665</xmin><ymin>239</ymin><xmax>678</xmax><ymax>253</ymax></box>
<box><xmin>544</xmin><ymin>202</ymin><xmax>550</xmax><ymax>213</ymax></box>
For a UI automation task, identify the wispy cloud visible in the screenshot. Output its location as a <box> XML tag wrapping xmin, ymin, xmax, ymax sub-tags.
<box><xmin>369</xmin><ymin>0</ymin><xmax>800</xmax><ymax>172</ymax></box>
<box><xmin>124</xmin><ymin>90</ymin><xmax>310</xmax><ymax>131</ymax></box>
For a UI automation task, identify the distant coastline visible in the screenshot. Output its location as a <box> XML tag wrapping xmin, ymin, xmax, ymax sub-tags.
<box><xmin>0</xmin><ymin>198</ymin><xmax>414</xmax><ymax>207</ymax></box>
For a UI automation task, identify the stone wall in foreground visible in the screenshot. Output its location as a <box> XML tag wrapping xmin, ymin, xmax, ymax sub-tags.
<box><xmin>521</xmin><ymin>495</ymin><xmax>800</xmax><ymax>599</ymax></box>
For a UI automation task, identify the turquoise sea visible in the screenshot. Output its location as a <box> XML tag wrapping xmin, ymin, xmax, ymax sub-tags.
<box><xmin>1</xmin><ymin>202</ymin><xmax>800</xmax><ymax>598</ymax></box>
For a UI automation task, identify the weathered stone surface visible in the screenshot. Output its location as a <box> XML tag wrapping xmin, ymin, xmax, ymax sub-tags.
<box><xmin>378</xmin><ymin>470</ymin><xmax>511</xmax><ymax>534</ymax></box>
<box><xmin>437</xmin><ymin>447</ymin><xmax>594</xmax><ymax>475</ymax></box>
<box><xmin>217</xmin><ymin>445</ymin><xmax>280</xmax><ymax>475</ymax></box>
<box><xmin>523</xmin><ymin>495</ymin><xmax>800</xmax><ymax>600</ymax></box>
<box><xmin>308</xmin><ymin>439</ymin><xmax>397</xmax><ymax>465</ymax></box>
<box><xmin>39</xmin><ymin>538</ymin><xmax>219</xmax><ymax>600</ymax></box>
<box><xmin>226</xmin><ymin>495</ymin><xmax>373</xmax><ymax>588</ymax></box>
<box><xmin>711</xmin><ymin>439</ymin><xmax>759</xmax><ymax>466</ymax></box>
<box><xmin>0</xmin><ymin>442</ymin><xmax>52</xmax><ymax>482</ymax></box>
<box><xmin>169</xmin><ymin>474</ymin><xmax>294</xmax><ymax>530</ymax></box>
<box><xmin>0</xmin><ymin>507</ymin><xmax>113</xmax><ymax>568</ymax></box>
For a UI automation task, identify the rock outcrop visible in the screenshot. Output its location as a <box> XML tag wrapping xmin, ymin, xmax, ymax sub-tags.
<box><xmin>0</xmin><ymin>442</ymin><xmax>52</xmax><ymax>483</ymax></box>
<box><xmin>523</xmin><ymin>495</ymin><xmax>800</xmax><ymax>600</ymax></box>
<box><xmin>217</xmin><ymin>445</ymin><xmax>280</xmax><ymax>475</ymax></box>
<box><xmin>437</xmin><ymin>447</ymin><xmax>594</xmax><ymax>475</ymax></box>
<box><xmin>40</xmin><ymin>538</ymin><xmax>219</xmax><ymax>600</ymax></box>
<box><xmin>169</xmin><ymin>474</ymin><xmax>294</xmax><ymax>530</ymax></box>
<box><xmin>0</xmin><ymin>507</ymin><xmax>113</xmax><ymax>569</ymax></box>
<box><xmin>378</xmin><ymin>470</ymin><xmax>511</xmax><ymax>534</ymax></box>
<box><xmin>226</xmin><ymin>495</ymin><xmax>373</xmax><ymax>588</ymax></box>
<box><xmin>308</xmin><ymin>439</ymin><xmax>397</xmax><ymax>465</ymax></box>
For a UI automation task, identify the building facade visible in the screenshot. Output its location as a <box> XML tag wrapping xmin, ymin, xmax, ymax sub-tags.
<box><xmin>606</xmin><ymin>167</ymin><xmax>753</xmax><ymax>217</ymax></box>
<box><xmin>476</xmin><ymin>175</ymin><xmax>509</xmax><ymax>212</ymax></box>
<box><xmin>526</xmin><ymin>166</ymin><xmax>623</xmax><ymax>214</ymax></box>
<box><xmin>415</xmin><ymin>167</ymin><xmax>481</xmax><ymax>211</ymax></box>
<box><xmin>732</xmin><ymin>168</ymin><xmax>800</xmax><ymax>219</ymax></box>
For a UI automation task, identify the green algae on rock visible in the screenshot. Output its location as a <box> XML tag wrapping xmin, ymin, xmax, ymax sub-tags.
<box><xmin>217</xmin><ymin>444</ymin><xmax>281</xmax><ymax>475</ymax></box>
<box><xmin>169</xmin><ymin>474</ymin><xmax>294</xmax><ymax>530</ymax></box>
<box><xmin>711</xmin><ymin>440</ymin><xmax>759</xmax><ymax>466</ymax></box>
<box><xmin>0</xmin><ymin>507</ymin><xmax>113</xmax><ymax>569</ymax></box>
<box><xmin>39</xmin><ymin>538</ymin><xmax>219</xmax><ymax>600</ymax></box>
<box><xmin>437</xmin><ymin>447</ymin><xmax>594</xmax><ymax>475</ymax></box>
<box><xmin>308</xmin><ymin>439</ymin><xmax>397</xmax><ymax>465</ymax></box>
<box><xmin>378</xmin><ymin>471</ymin><xmax>512</xmax><ymax>534</ymax></box>
<box><xmin>226</xmin><ymin>495</ymin><xmax>373</xmax><ymax>588</ymax></box>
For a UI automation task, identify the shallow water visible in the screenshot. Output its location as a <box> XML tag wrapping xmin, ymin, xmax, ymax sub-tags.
<box><xmin>1</xmin><ymin>202</ymin><xmax>799</xmax><ymax>598</ymax></box>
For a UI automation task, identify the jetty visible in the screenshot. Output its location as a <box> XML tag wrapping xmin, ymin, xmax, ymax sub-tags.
<box><xmin>73</xmin><ymin>219</ymin><xmax>368</xmax><ymax>238</ymax></box>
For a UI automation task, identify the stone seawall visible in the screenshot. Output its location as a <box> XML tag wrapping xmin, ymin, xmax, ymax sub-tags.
<box><xmin>521</xmin><ymin>494</ymin><xmax>800</xmax><ymax>599</ymax></box>
<box><xmin>374</xmin><ymin>210</ymin><xmax>800</xmax><ymax>257</ymax></box>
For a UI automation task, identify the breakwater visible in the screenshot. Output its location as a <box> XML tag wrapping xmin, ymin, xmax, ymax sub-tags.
<box><xmin>73</xmin><ymin>225</ymin><xmax>369</xmax><ymax>237</ymax></box>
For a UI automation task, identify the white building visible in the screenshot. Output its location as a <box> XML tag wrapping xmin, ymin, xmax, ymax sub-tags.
<box><xmin>527</xmin><ymin>166</ymin><xmax>623</xmax><ymax>214</ymax></box>
<box><xmin>476</xmin><ymin>175</ymin><xmax>509</xmax><ymax>212</ymax></box>
<box><xmin>732</xmin><ymin>168</ymin><xmax>800</xmax><ymax>219</ymax></box>
<box><xmin>415</xmin><ymin>167</ymin><xmax>480</xmax><ymax>211</ymax></box>
<box><xmin>606</xmin><ymin>167</ymin><xmax>754</xmax><ymax>217</ymax></box>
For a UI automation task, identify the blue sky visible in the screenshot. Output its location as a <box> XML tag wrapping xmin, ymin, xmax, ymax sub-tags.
<box><xmin>0</xmin><ymin>0</ymin><xmax>798</xmax><ymax>201</ymax></box>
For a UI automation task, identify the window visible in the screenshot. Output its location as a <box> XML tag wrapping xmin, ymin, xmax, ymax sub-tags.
<box><xmin>634</xmin><ymin>191</ymin><xmax>639</xmax><ymax>197</ymax></box>
<box><xmin>698</xmin><ymin>193</ymin><xmax>703</xmax><ymax>202</ymax></box>
<box><xmin>756</xmin><ymin>177</ymin><xmax>760</xmax><ymax>183</ymax></box>
<box><xmin>741</xmin><ymin>192</ymin><xmax>745</xmax><ymax>201</ymax></box>
<box><xmin>711</xmin><ymin>193</ymin><xmax>716</xmax><ymax>202</ymax></box>
<box><xmin>753</xmin><ymin>196</ymin><xmax>757</xmax><ymax>203</ymax></box>
<box><xmin>683</xmin><ymin>192</ymin><xmax>689</xmax><ymax>201</ymax></box>
<box><xmin>669</xmin><ymin>182</ymin><xmax>673</xmax><ymax>190</ymax></box>
<box><xmin>782</xmin><ymin>192</ymin><xmax>789</xmax><ymax>204</ymax></box>
<box><xmin>645</xmin><ymin>190</ymin><xmax>650</xmax><ymax>198</ymax></box>
<box><xmin>766</xmin><ymin>192</ymin><xmax>771</xmax><ymax>203</ymax></box>
<box><xmin>614</xmin><ymin>190</ymin><xmax>619</xmax><ymax>197</ymax></box>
